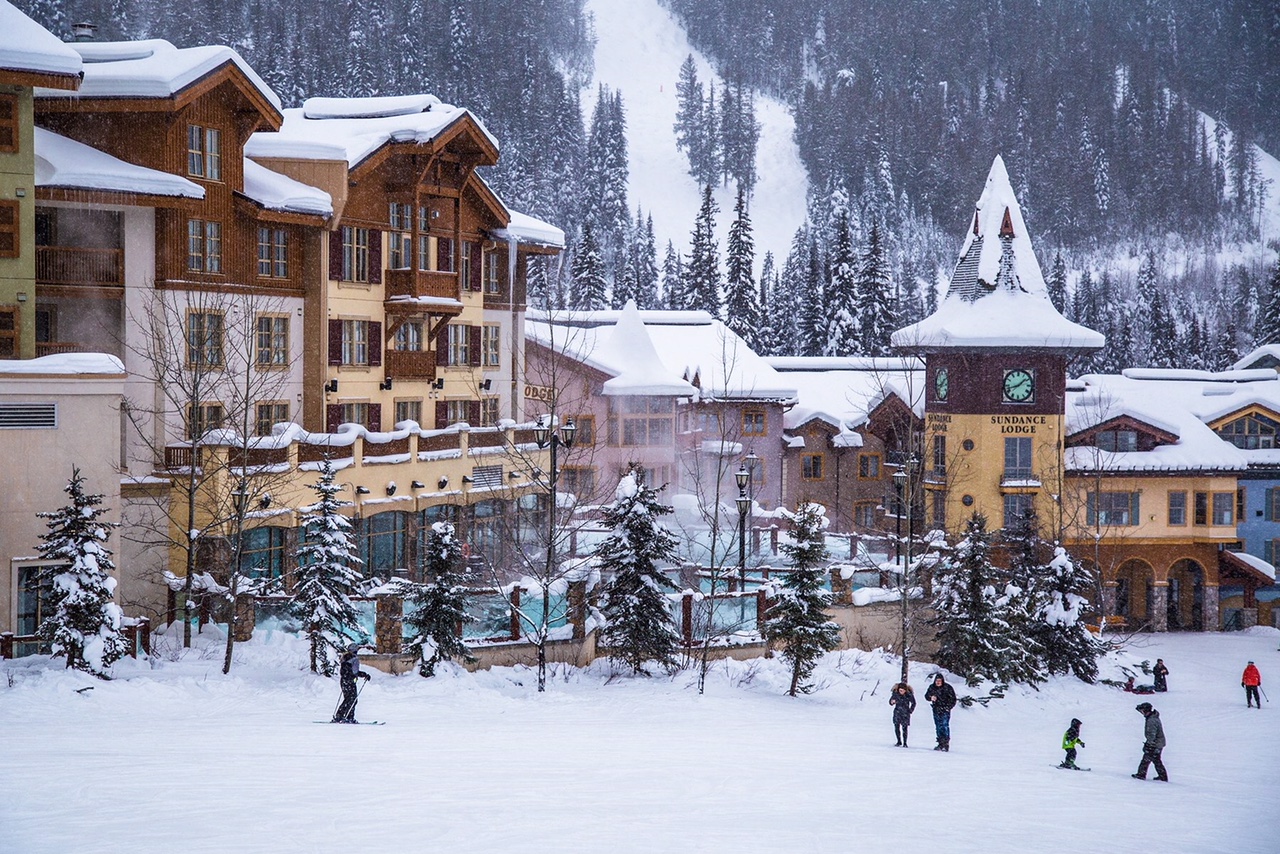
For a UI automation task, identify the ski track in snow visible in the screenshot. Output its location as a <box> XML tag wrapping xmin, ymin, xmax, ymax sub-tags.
<box><xmin>585</xmin><ymin>0</ymin><xmax>808</xmax><ymax>266</ymax></box>
<box><xmin>1</xmin><ymin>629</ymin><xmax>1278</xmax><ymax>853</ymax></box>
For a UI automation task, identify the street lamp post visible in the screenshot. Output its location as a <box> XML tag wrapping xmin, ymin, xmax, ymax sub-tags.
<box><xmin>735</xmin><ymin>463</ymin><xmax>750</xmax><ymax>590</ymax></box>
<box><xmin>532</xmin><ymin>415</ymin><xmax>575</xmax><ymax>693</ymax></box>
<box><xmin>892</xmin><ymin>456</ymin><xmax>918</xmax><ymax>684</ymax></box>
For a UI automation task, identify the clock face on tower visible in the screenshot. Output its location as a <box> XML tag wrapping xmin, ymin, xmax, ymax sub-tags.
<box><xmin>1002</xmin><ymin>368</ymin><xmax>1035</xmax><ymax>403</ymax></box>
<box><xmin>935</xmin><ymin>368</ymin><xmax>949</xmax><ymax>401</ymax></box>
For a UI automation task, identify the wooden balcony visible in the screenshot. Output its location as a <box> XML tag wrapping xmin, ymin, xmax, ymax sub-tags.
<box><xmin>385</xmin><ymin>268</ymin><xmax>463</xmax><ymax>314</ymax></box>
<box><xmin>35</xmin><ymin>341</ymin><xmax>83</xmax><ymax>357</ymax></box>
<box><xmin>384</xmin><ymin>348</ymin><xmax>437</xmax><ymax>381</ymax></box>
<box><xmin>37</xmin><ymin>246</ymin><xmax>124</xmax><ymax>288</ymax></box>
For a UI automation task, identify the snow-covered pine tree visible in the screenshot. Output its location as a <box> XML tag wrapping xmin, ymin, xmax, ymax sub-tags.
<box><xmin>635</xmin><ymin>211</ymin><xmax>660</xmax><ymax>309</ymax></box>
<box><xmin>660</xmin><ymin>240</ymin><xmax>685</xmax><ymax>310</ymax></box>
<box><xmin>930</xmin><ymin>512</ymin><xmax>1024</xmax><ymax>687</ymax></box>
<box><xmin>823</xmin><ymin>210</ymin><xmax>858</xmax><ymax>355</ymax></box>
<box><xmin>597</xmin><ymin>470</ymin><xmax>682</xmax><ymax>675</ymax></box>
<box><xmin>674</xmin><ymin>54</ymin><xmax>706</xmax><ymax>181</ymax></box>
<box><xmin>855</xmin><ymin>222</ymin><xmax>895</xmax><ymax>356</ymax></box>
<box><xmin>293</xmin><ymin>459</ymin><xmax>365</xmax><ymax>676</ymax></box>
<box><xmin>799</xmin><ymin>234</ymin><xmax>826</xmax><ymax>357</ymax></box>
<box><xmin>997</xmin><ymin>510</ymin><xmax>1049</xmax><ymax>685</ymax></box>
<box><xmin>724</xmin><ymin>186</ymin><xmax>760</xmax><ymax>349</ymax></box>
<box><xmin>571</xmin><ymin>222</ymin><xmax>609</xmax><ymax>310</ymax></box>
<box><xmin>1255</xmin><ymin>259</ymin><xmax>1280</xmax><ymax>346</ymax></box>
<box><xmin>612</xmin><ymin>235</ymin><xmax>638</xmax><ymax>309</ymax></box>
<box><xmin>1035</xmin><ymin>545</ymin><xmax>1104</xmax><ymax>682</ymax></box>
<box><xmin>1047</xmin><ymin>252</ymin><xmax>1068</xmax><ymax>314</ymax></box>
<box><xmin>34</xmin><ymin>469</ymin><xmax>128</xmax><ymax>676</ymax></box>
<box><xmin>686</xmin><ymin>184</ymin><xmax>722</xmax><ymax>316</ymax></box>
<box><xmin>764</xmin><ymin>501</ymin><xmax>841</xmax><ymax>696</ymax></box>
<box><xmin>401</xmin><ymin>521</ymin><xmax>475</xmax><ymax>677</ymax></box>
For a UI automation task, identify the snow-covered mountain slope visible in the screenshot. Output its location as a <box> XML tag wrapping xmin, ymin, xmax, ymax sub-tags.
<box><xmin>585</xmin><ymin>0</ymin><xmax>808</xmax><ymax>264</ymax></box>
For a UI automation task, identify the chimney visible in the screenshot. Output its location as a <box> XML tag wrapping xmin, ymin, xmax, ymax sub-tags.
<box><xmin>71</xmin><ymin>22</ymin><xmax>97</xmax><ymax>42</ymax></box>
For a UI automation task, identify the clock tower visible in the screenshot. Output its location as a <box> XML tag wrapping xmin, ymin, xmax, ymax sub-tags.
<box><xmin>891</xmin><ymin>156</ymin><xmax>1104</xmax><ymax>535</ymax></box>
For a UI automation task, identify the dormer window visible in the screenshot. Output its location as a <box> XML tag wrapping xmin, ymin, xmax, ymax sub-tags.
<box><xmin>1218</xmin><ymin>414</ymin><xmax>1278</xmax><ymax>450</ymax></box>
<box><xmin>1097</xmin><ymin>429</ymin><xmax>1138</xmax><ymax>452</ymax></box>
<box><xmin>187</xmin><ymin>126</ymin><xmax>221</xmax><ymax>181</ymax></box>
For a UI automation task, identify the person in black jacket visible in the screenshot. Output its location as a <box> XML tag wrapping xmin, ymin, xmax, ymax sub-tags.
<box><xmin>1152</xmin><ymin>659</ymin><xmax>1169</xmax><ymax>692</ymax></box>
<box><xmin>1131</xmin><ymin>702</ymin><xmax>1168</xmax><ymax>781</ymax></box>
<box><xmin>332</xmin><ymin>643</ymin><xmax>371</xmax><ymax>723</ymax></box>
<box><xmin>926</xmin><ymin>676</ymin><xmax>957</xmax><ymax>752</ymax></box>
<box><xmin>924</xmin><ymin>673</ymin><xmax>957</xmax><ymax>751</ymax></box>
<box><xmin>889</xmin><ymin>682</ymin><xmax>916</xmax><ymax>747</ymax></box>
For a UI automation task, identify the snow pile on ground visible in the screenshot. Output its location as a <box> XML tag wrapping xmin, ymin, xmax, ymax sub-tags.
<box><xmin>586</xmin><ymin>0</ymin><xmax>807</xmax><ymax>264</ymax></box>
<box><xmin>1</xmin><ymin>626</ymin><xmax>1277</xmax><ymax>853</ymax></box>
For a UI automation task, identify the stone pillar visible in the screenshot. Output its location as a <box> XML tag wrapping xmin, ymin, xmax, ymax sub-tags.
<box><xmin>830</xmin><ymin>566</ymin><xmax>852</xmax><ymax>605</ymax></box>
<box><xmin>1202</xmin><ymin>585</ymin><xmax>1220</xmax><ymax>632</ymax></box>
<box><xmin>232</xmin><ymin>594</ymin><xmax>256</xmax><ymax>642</ymax></box>
<box><xmin>1151</xmin><ymin>584</ymin><xmax>1168</xmax><ymax>632</ymax></box>
<box><xmin>1240</xmin><ymin>608</ymin><xmax>1258</xmax><ymax>629</ymax></box>
<box><xmin>375</xmin><ymin>594</ymin><xmax>404</xmax><ymax>654</ymax></box>
<box><xmin>567</xmin><ymin>579</ymin><xmax>588</xmax><ymax>641</ymax></box>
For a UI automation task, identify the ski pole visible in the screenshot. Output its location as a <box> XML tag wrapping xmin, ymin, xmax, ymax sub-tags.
<box><xmin>1261</xmin><ymin>686</ymin><xmax>1269</xmax><ymax>703</ymax></box>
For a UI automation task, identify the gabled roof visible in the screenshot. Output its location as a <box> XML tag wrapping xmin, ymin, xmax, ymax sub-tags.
<box><xmin>766</xmin><ymin>356</ymin><xmax>922</xmax><ymax>440</ymax></box>
<box><xmin>0</xmin><ymin>2</ymin><xmax>82</xmax><ymax>86</ymax></box>
<box><xmin>35</xmin><ymin>126</ymin><xmax>202</xmax><ymax>199</ymax></box>
<box><xmin>244</xmin><ymin>94</ymin><xmax>498</xmax><ymax>172</ymax></box>
<box><xmin>527</xmin><ymin>306</ymin><xmax>795</xmax><ymax>402</ymax></box>
<box><xmin>891</xmin><ymin>156</ymin><xmax>1104</xmax><ymax>354</ymax></box>
<box><xmin>35</xmin><ymin>39</ymin><xmax>281</xmax><ymax>122</ymax></box>
<box><xmin>1233</xmin><ymin>344</ymin><xmax>1280</xmax><ymax>372</ymax></box>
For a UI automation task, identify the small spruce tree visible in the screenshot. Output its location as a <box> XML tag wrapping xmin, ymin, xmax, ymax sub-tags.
<box><xmin>1035</xmin><ymin>545</ymin><xmax>1104</xmax><ymax>682</ymax></box>
<box><xmin>34</xmin><ymin>468</ymin><xmax>128</xmax><ymax>676</ymax></box>
<box><xmin>764</xmin><ymin>502</ymin><xmax>841</xmax><ymax>696</ymax></box>
<box><xmin>402</xmin><ymin>521</ymin><xmax>475</xmax><ymax>676</ymax></box>
<box><xmin>997</xmin><ymin>510</ymin><xmax>1049</xmax><ymax>686</ymax></box>
<box><xmin>597</xmin><ymin>471</ymin><xmax>682</xmax><ymax>675</ymax></box>
<box><xmin>293</xmin><ymin>459</ymin><xmax>365</xmax><ymax>675</ymax></box>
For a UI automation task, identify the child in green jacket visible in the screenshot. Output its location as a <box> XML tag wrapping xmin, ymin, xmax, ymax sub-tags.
<box><xmin>1060</xmin><ymin>718</ymin><xmax>1085</xmax><ymax>769</ymax></box>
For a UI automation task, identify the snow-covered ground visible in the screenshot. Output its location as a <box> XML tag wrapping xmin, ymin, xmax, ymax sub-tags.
<box><xmin>585</xmin><ymin>0</ymin><xmax>808</xmax><ymax>264</ymax></box>
<box><xmin>3</xmin><ymin>627</ymin><xmax>1278</xmax><ymax>853</ymax></box>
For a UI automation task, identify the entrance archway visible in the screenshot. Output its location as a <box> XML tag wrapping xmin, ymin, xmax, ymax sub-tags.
<box><xmin>1113</xmin><ymin>559</ymin><xmax>1155</xmax><ymax>629</ymax></box>
<box><xmin>1166</xmin><ymin>559</ymin><xmax>1206</xmax><ymax>631</ymax></box>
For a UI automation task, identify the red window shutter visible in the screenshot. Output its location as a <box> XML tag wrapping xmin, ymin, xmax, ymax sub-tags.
<box><xmin>468</xmin><ymin>242</ymin><xmax>482</xmax><ymax>291</ymax></box>
<box><xmin>326</xmin><ymin>404</ymin><xmax>343</xmax><ymax>433</ymax></box>
<box><xmin>436</xmin><ymin>324</ymin><xmax>450</xmax><ymax>366</ymax></box>
<box><xmin>368</xmin><ymin>229</ymin><xmax>382</xmax><ymax>284</ymax></box>
<box><xmin>469</xmin><ymin>325</ymin><xmax>481</xmax><ymax>366</ymax></box>
<box><xmin>435</xmin><ymin>401</ymin><xmax>448</xmax><ymax>429</ymax></box>
<box><xmin>368</xmin><ymin>321</ymin><xmax>382</xmax><ymax>367</ymax></box>
<box><xmin>469</xmin><ymin>400</ymin><xmax>481</xmax><ymax>426</ymax></box>
<box><xmin>328</xmin><ymin>319</ymin><xmax>344</xmax><ymax>366</ymax></box>
<box><xmin>368</xmin><ymin>404</ymin><xmax>382</xmax><ymax>433</ymax></box>
<box><xmin>329</xmin><ymin>229</ymin><xmax>344</xmax><ymax>280</ymax></box>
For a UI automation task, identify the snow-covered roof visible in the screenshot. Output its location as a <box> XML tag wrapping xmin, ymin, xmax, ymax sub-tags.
<box><xmin>1233</xmin><ymin>344</ymin><xmax>1280</xmax><ymax>372</ymax></box>
<box><xmin>1227</xmin><ymin>550</ymin><xmax>1276</xmax><ymax>583</ymax></box>
<box><xmin>0</xmin><ymin>352</ymin><xmax>124</xmax><ymax>374</ymax></box>
<box><xmin>0</xmin><ymin>2</ymin><xmax>82</xmax><ymax>78</ymax></box>
<box><xmin>491</xmin><ymin>210</ymin><xmax>565</xmax><ymax>249</ymax></box>
<box><xmin>241</xmin><ymin>158</ymin><xmax>332</xmax><ymax>217</ymax></box>
<box><xmin>36</xmin><ymin>39</ymin><xmax>280</xmax><ymax>111</ymax></box>
<box><xmin>34</xmin><ymin>127</ymin><xmax>203</xmax><ymax>198</ymax></box>
<box><xmin>1064</xmin><ymin>370</ymin><xmax>1280</xmax><ymax>473</ymax></box>
<box><xmin>527</xmin><ymin>304</ymin><xmax>796</xmax><ymax>402</ymax></box>
<box><xmin>891</xmin><ymin>156</ymin><xmax>1104</xmax><ymax>353</ymax></box>
<box><xmin>766</xmin><ymin>356</ymin><xmax>923</xmax><ymax>437</ymax></box>
<box><xmin>244</xmin><ymin>95</ymin><xmax>497</xmax><ymax>169</ymax></box>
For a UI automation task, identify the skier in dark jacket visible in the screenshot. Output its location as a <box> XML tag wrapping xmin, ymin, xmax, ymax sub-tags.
<box><xmin>332</xmin><ymin>643</ymin><xmax>371</xmax><ymax>723</ymax></box>
<box><xmin>1152</xmin><ymin>659</ymin><xmax>1169</xmax><ymax>692</ymax></box>
<box><xmin>1131</xmin><ymin>702</ymin><xmax>1168</xmax><ymax>781</ymax></box>
<box><xmin>889</xmin><ymin>682</ymin><xmax>916</xmax><ymax>747</ymax></box>
<box><xmin>924</xmin><ymin>673</ymin><xmax>957</xmax><ymax>751</ymax></box>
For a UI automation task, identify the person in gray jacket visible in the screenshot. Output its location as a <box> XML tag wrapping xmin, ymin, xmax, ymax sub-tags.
<box><xmin>1131</xmin><ymin>702</ymin><xmax>1168</xmax><ymax>781</ymax></box>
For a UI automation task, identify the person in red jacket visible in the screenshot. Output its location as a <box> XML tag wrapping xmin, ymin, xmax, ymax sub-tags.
<box><xmin>1242</xmin><ymin>661</ymin><xmax>1262</xmax><ymax>708</ymax></box>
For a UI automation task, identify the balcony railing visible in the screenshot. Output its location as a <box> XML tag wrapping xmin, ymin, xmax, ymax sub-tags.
<box><xmin>37</xmin><ymin>246</ymin><xmax>124</xmax><ymax>288</ymax></box>
<box><xmin>35</xmin><ymin>341</ymin><xmax>83</xmax><ymax>357</ymax></box>
<box><xmin>385</xmin><ymin>269</ymin><xmax>461</xmax><ymax>304</ymax></box>
<box><xmin>384</xmin><ymin>348</ymin><xmax>436</xmax><ymax>381</ymax></box>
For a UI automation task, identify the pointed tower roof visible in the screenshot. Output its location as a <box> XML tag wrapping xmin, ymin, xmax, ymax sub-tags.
<box><xmin>598</xmin><ymin>301</ymin><xmax>698</xmax><ymax>396</ymax></box>
<box><xmin>891</xmin><ymin>156</ymin><xmax>1104</xmax><ymax>353</ymax></box>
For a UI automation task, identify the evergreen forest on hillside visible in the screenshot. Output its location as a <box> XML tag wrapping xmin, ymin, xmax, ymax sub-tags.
<box><xmin>20</xmin><ymin>0</ymin><xmax>1280</xmax><ymax>372</ymax></box>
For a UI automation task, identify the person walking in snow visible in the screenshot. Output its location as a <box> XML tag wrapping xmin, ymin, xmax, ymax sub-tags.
<box><xmin>924</xmin><ymin>673</ymin><xmax>957</xmax><ymax>751</ymax></box>
<box><xmin>332</xmin><ymin>643</ymin><xmax>371</xmax><ymax>723</ymax></box>
<box><xmin>1059</xmin><ymin>718</ymin><xmax>1085</xmax><ymax>769</ymax></box>
<box><xmin>889</xmin><ymin>682</ymin><xmax>916</xmax><ymax>747</ymax></box>
<box><xmin>1242</xmin><ymin>661</ymin><xmax>1262</xmax><ymax>708</ymax></box>
<box><xmin>1131</xmin><ymin>702</ymin><xmax>1168</xmax><ymax>781</ymax></box>
<box><xmin>1153</xmin><ymin>659</ymin><xmax>1168</xmax><ymax>692</ymax></box>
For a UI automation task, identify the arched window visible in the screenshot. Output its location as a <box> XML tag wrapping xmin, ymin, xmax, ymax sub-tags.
<box><xmin>361</xmin><ymin>511</ymin><xmax>410</xmax><ymax>576</ymax></box>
